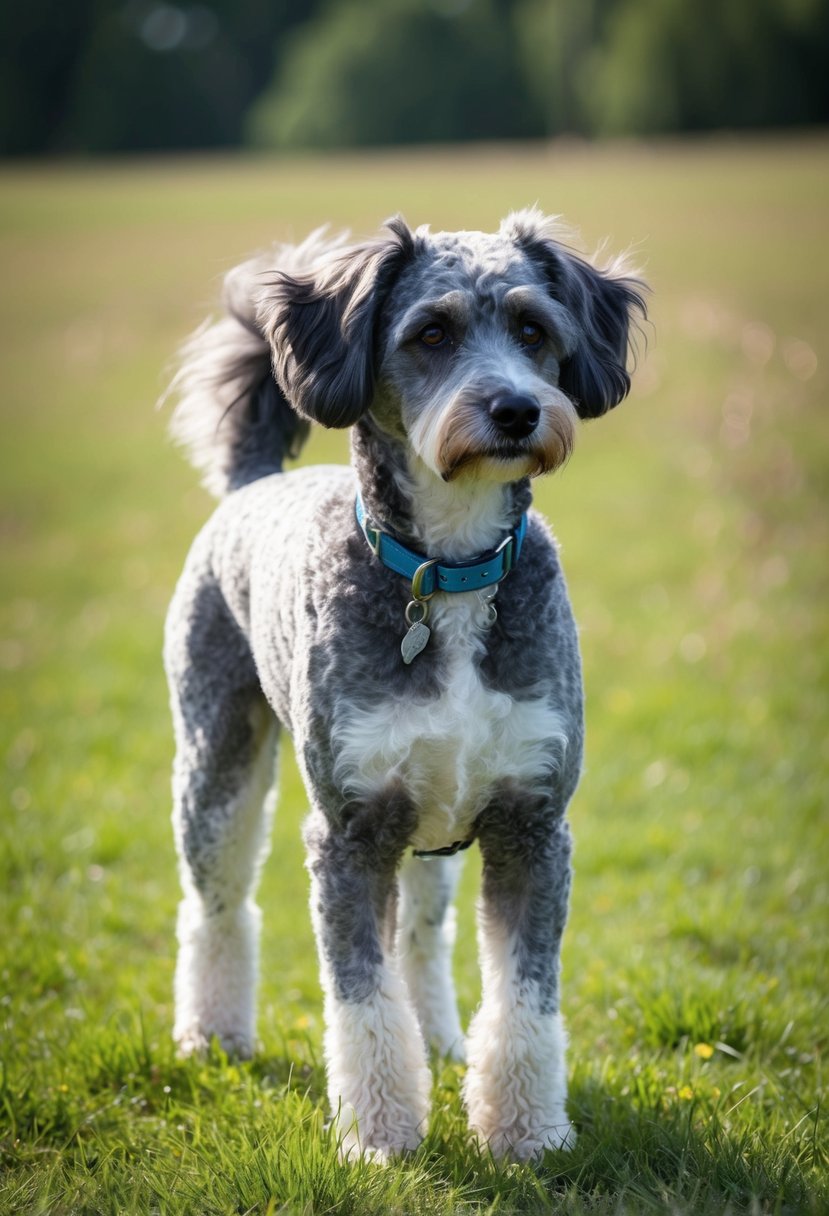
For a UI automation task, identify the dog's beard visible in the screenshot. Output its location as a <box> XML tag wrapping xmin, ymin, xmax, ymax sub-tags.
<box><xmin>432</xmin><ymin>396</ymin><xmax>577</xmax><ymax>483</ymax></box>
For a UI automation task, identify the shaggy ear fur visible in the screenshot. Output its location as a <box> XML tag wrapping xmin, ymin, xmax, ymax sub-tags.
<box><xmin>503</xmin><ymin>208</ymin><xmax>647</xmax><ymax>419</ymax></box>
<box><xmin>259</xmin><ymin>216</ymin><xmax>415</xmax><ymax>428</ymax></box>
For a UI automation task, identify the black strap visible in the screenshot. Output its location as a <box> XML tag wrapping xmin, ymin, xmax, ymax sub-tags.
<box><xmin>412</xmin><ymin>838</ymin><xmax>474</xmax><ymax>860</ymax></box>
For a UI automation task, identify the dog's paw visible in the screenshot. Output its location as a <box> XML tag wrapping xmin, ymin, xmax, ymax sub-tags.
<box><xmin>527</xmin><ymin>1119</ymin><xmax>577</xmax><ymax>1159</ymax></box>
<box><xmin>174</xmin><ymin>1024</ymin><xmax>254</xmax><ymax>1060</ymax></box>
<box><xmin>174</xmin><ymin>1025</ymin><xmax>210</xmax><ymax>1057</ymax></box>
<box><xmin>485</xmin><ymin>1118</ymin><xmax>577</xmax><ymax>1162</ymax></box>
<box><xmin>338</xmin><ymin>1138</ymin><xmax>392</xmax><ymax>1166</ymax></box>
<box><xmin>335</xmin><ymin>1119</ymin><xmax>423</xmax><ymax>1165</ymax></box>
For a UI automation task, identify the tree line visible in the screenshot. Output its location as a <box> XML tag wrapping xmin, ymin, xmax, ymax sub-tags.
<box><xmin>2</xmin><ymin>0</ymin><xmax>827</xmax><ymax>156</ymax></box>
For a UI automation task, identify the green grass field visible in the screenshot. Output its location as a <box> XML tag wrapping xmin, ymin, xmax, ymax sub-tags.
<box><xmin>1</xmin><ymin>134</ymin><xmax>827</xmax><ymax>1214</ymax></box>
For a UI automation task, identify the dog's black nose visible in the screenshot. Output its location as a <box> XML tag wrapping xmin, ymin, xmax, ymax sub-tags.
<box><xmin>488</xmin><ymin>394</ymin><xmax>541</xmax><ymax>439</ymax></box>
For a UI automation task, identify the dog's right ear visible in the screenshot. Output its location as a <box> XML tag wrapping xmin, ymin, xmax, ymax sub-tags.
<box><xmin>503</xmin><ymin>208</ymin><xmax>647</xmax><ymax>420</ymax></box>
<box><xmin>258</xmin><ymin>218</ymin><xmax>414</xmax><ymax>428</ymax></box>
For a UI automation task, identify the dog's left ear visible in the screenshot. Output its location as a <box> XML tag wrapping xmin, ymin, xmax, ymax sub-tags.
<box><xmin>504</xmin><ymin>208</ymin><xmax>648</xmax><ymax>419</ymax></box>
<box><xmin>259</xmin><ymin>217</ymin><xmax>414</xmax><ymax>428</ymax></box>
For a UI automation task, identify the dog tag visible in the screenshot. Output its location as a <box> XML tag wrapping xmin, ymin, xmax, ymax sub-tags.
<box><xmin>401</xmin><ymin>599</ymin><xmax>431</xmax><ymax>664</ymax></box>
<box><xmin>477</xmin><ymin>589</ymin><xmax>498</xmax><ymax>629</ymax></box>
<box><xmin>401</xmin><ymin>620</ymin><xmax>431</xmax><ymax>664</ymax></box>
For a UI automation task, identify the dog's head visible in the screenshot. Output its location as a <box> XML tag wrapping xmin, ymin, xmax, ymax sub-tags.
<box><xmin>259</xmin><ymin>209</ymin><xmax>647</xmax><ymax>483</ymax></box>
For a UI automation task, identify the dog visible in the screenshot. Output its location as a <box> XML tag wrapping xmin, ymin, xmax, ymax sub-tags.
<box><xmin>163</xmin><ymin>209</ymin><xmax>646</xmax><ymax>1161</ymax></box>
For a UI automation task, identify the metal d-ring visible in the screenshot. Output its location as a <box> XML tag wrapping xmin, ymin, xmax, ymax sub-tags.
<box><xmin>410</xmin><ymin>557</ymin><xmax>439</xmax><ymax>602</ymax></box>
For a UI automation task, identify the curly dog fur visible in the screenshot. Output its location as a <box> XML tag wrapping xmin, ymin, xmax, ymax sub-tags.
<box><xmin>164</xmin><ymin>209</ymin><xmax>646</xmax><ymax>1160</ymax></box>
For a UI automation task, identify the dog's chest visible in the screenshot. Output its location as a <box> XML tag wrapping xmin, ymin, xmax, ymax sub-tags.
<box><xmin>332</xmin><ymin>597</ymin><xmax>566</xmax><ymax>852</ymax></box>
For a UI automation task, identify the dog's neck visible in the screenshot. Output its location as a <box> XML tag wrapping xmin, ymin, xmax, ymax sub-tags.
<box><xmin>351</xmin><ymin>418</ymin><xmax>531</xmax><ymax>561</ymax></box>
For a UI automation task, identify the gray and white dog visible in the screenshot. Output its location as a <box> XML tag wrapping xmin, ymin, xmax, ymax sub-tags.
<box><xmin>164</xmin><ymin>209</ymin><xmax>646</xmax><ymax>1161</ymax></box>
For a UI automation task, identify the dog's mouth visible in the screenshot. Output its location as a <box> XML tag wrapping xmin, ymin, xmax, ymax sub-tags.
<box><xmin>437</xmin><ymin>420</ymin><xmax>575</xmax><ymax>483</ymax></box>
<box><xmin>489</xmin><ymin>439</ymin><xmax>536</xmax><ymax>461</ymax></box>
<box><xmin>440</xmin><ymin>437</ymin><xmax>529</xmax><ymax>479</ymax></box>
<box><xmin>440</xmin><ymin>445</ymin><xmax>541</xmax><ymax>482</ymax></box>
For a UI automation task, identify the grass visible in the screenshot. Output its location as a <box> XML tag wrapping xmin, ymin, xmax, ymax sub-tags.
<box><xmin>1</xmin><ymin>133</ymin><xmax>827</xmax><ymax>1213</ymax></box>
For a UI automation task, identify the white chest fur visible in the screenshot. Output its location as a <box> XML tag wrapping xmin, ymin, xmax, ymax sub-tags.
<box><xmin>332</xmin><ymin>595</ymin><xmax>568</xmax><ymax>851</ymax></box>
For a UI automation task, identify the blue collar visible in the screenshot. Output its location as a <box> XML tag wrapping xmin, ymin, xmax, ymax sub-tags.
<box><xmin>355</xmin><ymin>493</ymin><xmax>528</xmax><ymax>599</ymax></box>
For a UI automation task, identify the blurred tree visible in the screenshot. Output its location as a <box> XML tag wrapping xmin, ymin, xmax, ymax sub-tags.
<box><xmin>512</xmin><ymin>0</ymin><xmax>617</xmax><ymax>135</ymax></box>
<box><xmin>247</xmin><ymin>0</ymin><xmax>542</xmax><ymax>149</ymax></box>
<box><xmin>0</xmin><ymin>0</ymin><xmax>320</xmax><ymax>154</ymax></box>
<box><xmin>64</xmin><ymin>3</ymin><xmax>248</xmax><ymax>151</ymax></box>
<box><xmin>0</xmin><ymin>0</ymin><xmax>97</xmax><ymax>154</ymax></box>
<box><xmin>1</xmin><ymin>0</ymin><xmax>827</xmax><ymax>154</ymax></box>
<box><xmin>579</xmin><ymin>0</ymin><xmax>829</xmax><ymax>135</ymax></box>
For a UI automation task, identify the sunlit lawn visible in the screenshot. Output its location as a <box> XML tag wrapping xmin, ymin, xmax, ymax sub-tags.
<box><xmin>1</xmin><ymin>134</ymin><xmax>827</xmax><ymax>1213</ymax></box>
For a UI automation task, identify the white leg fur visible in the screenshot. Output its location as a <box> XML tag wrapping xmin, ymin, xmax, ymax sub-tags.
<box><xmin>174</xmin><ymin>897</ymin><xmax>261</xmax><ymax>1057</ymax></box>
<box><xmin>397</xmin><ymin>854</ymin><xmax>465</xmax><ymax>1060</ymax></box>
<box><xmin>172</xmin><ymin>707</ymin><xmax>277</xmax><ymax>1058</ymax></box>
<box><xmin>322</xmin><ymin>968</ymin><xmax>432</xmax><ymax>1160</ymax></box>
<box><xmin>305</xmin><ymin>851</ymin><xmax>432</xmax><ymax>1159</ymax></box>
<box><xmin>464</xmin><ymin>919</ymin><xmax>575</xmax><ymax>1160</ymax></box>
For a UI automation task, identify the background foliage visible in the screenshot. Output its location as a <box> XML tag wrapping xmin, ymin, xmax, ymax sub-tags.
<box><xmin>2</xmin><ymin>0</ymin><xmax>828</xmax><ymax>155</ymax></box>
<box><xmin>0</xmin><ymin>135</ymin><xmax>827</xmax><ymax>1212</ymax></box>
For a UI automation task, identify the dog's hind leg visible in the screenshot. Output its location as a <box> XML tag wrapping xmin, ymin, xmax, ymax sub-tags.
<box><xmin>166</xmin><ymin>575</ymin><xmax>278</xmax><ymax>1059</ymax></box>
<box><xmin>463</xmin><ymin>789</ymin><xmax>576</xmax><ymax>1160</ymax></box>
<box><xmin>396</xmin><ymin>853</ymin><xmax>465</xmax><ymax>1060</ymax></box>
<box><xmin>304</xmin><ymin>792</ymin><xmax>432</xmax><ymax>1160</ymax></box>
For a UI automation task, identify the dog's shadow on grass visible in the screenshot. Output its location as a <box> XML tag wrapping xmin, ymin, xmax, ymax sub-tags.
<box><xmin>414</xmin><ymin>1075</ymin><xmax>814</xmax><ymax>1211</ymax></box>
<box><xmin>166</xmin><ymin>1049</ymin><xmax>814</xmax><ymax>1211</ymax></box>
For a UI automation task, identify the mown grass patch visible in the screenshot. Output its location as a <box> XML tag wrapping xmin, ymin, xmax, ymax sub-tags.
<box><xmin>1</xmin><ymin>135</ymin><xmax>827</xmax><ymax>1212</ymax></box>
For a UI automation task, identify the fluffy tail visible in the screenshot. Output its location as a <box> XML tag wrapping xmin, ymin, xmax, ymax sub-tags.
<box><xmin>166</xmin><ymin>252</ymin><xmax>310</xmax><ymax>497</ymax></box>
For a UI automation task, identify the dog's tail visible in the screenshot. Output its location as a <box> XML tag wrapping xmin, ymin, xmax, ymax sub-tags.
<box><xmin>165</xmin><ymin>249</ymin><xmax>311</xmax><ymax>498</ymax></box>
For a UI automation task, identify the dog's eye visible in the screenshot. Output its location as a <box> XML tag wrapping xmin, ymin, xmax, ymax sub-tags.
<box><xmin>419</xmin><ymin>324</ymin><xmax>448</xmax><ymax>348</ymax></box>
<box><xmin>519</xmin><ymin>322</ymin><xmax>544</xmax><ymax>349</ymax></box>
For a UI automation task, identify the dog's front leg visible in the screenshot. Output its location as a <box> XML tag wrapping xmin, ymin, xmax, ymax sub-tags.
<box><xmin>464</xmin><ymin>792</ymin><xmax>576</xmax><ymax>1161</ymax></box>
<box><xmin>397</xmin><ymin>852</ymin><xmax>465</xmax><ymax>1060</ymax></box>
<box><xmin>304</xmin><ymin>807</ymin><xmax>431</xmax><ymax>1161</ymax></box>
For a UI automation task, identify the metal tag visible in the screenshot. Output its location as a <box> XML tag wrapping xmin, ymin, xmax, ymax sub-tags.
<box><xmin>401</xmin><ymin>620</ymin><xmax>431</xmax><ymax>664</ymax></box>
<box><xmin>477</xmin><ymin>589</ymin><xmax>498</xmax><ymax>629</ymax></box>
<box><xmin>479</xmin><ymin>601</ymin><xmax>498</xmax><ymax>628</ymax></box>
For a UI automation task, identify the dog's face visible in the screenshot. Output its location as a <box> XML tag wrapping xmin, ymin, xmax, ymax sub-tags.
<box><xmin>260</xmin><ymin>210</ymin><xmax>646</xmax><ymax>484</ymax></box>
<box><xmin>372</xmin><ymin>225</ymin><xmax>583</xmax><ymax>483</ymax></box>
